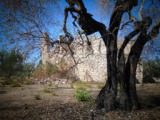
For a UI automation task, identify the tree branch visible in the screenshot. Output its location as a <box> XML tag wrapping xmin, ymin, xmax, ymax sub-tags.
<box><xmin>138</xmin><ymin>0</ymin><xmax>146</xmax><ymax>21</ymax></box>
<box><xmin>118</xmin><ymin>29</ymin><xmax>141</xmax><ymax>60</ymax></box>
<box><xmin>119</xmin><ymin>17</ymin><xmax>153</xmax><ymax>60</ymax></box>
<box><xmin>63</xmin><ymin>7</ymin><xmax>80</xmax><ymax>32</ymax></box>
<box><xmin>147</xmin><ymin>19</ymin><xmax>160</xmax><ymax>39</ymax></box>
<box><xmin>120</xmin><ymin>11</ymin><xmax>138</xmax><ymax>30</ymax></box>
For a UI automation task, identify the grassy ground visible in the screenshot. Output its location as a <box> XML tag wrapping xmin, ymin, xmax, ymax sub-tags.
<box><xmin>0</xmin><ymin>83</ymin><xmax>160</xmax><ymax>120</ymax></box>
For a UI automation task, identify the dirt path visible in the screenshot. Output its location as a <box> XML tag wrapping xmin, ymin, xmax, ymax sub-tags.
<box><xmin>0</xmin><ymin>84</ymin><xmax>160</xmax><ymax>120</ymax></box>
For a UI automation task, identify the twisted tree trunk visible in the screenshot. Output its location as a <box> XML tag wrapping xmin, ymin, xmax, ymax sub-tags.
<box><xmin>63</xmin><ymin>0</ymin><xmax>160</xmax><ymax>111</ymax></box>
<box><xmin>96</xmin><ymin>0</ymin><xmax>138</xmax><ymax>111</ymax></box>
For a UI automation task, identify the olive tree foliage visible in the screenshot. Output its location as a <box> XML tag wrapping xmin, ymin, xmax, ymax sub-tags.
<box><xmin>0</xmin><ymin>0</ymin><xmax>59</xmax><ymax>60</ymax></box>
<box><xmin>62</xmin><ymin>0</ymin><xmax>160</xmax><ymax>111</ymax></box>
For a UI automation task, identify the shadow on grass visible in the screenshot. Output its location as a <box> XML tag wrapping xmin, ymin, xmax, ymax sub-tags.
<box><xmin>141</xmin><ymin>95</ymin><xmax>160</xmax><ymax>108</ymax></box>
<box><xmin>0</xmin><ymin>91</ymin><xmax>6</xmax><ymax>94</ymax></box>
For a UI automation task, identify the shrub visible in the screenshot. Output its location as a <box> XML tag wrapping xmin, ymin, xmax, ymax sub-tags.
<box><xmin>33</xmin><ymin>59</ymin><xmax>69</xmax><ymax>79</ymax></box>
<box><xmin>23</xmin><ymin>79</ymin><xmax>31</xmax><ymax>85</ymax></box>
<box><xmin>0</xmin><ymin>50</ymin><xmax>23</xmax><ymax>80</ymax></box>
<box><xmin>143</xmin><ymin>58</ymin><xmax>160</xmax><ymax>83</ymax></box>
<box><xmin>74</xmin><ymin>86</ymin><xmax>91</xmax><ymax>102</ymax></box>
<box><xmin>11</xmin><ymin>80</ymin><xmax>21</xmax><ymax>87</ymax></box>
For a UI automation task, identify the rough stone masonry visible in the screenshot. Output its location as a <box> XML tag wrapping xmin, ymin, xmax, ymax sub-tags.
<box><xmin>41</xmin><ymin>33</ymin><xmax>143</xmax><ymax>83</ymax></box>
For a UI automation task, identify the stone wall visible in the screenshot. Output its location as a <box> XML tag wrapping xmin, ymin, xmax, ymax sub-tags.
<box><xmin>41</xmin><ymin>35</ymin><xmax>143</xmax><ymax>83</ymax></box>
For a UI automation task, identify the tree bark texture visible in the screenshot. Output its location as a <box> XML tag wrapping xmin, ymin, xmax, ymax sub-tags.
<box><xmin>96</xmin><ymin>0</ymin><xmax>138</xmax><ymax>111</ymax></box>
<box><xmin>63</xmin><ymin>0</ymin><xmax>160</xmax><ymax>111</ymax></box>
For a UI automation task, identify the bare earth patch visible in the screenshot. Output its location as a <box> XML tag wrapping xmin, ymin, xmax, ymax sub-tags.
<box><xmin>0</xmin><ymin>84</ymin><xmax>160</xmax><ymax>120</ymax></box>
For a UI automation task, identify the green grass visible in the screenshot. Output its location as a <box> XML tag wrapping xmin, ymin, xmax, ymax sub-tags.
<box><xmin>48</xmin><ymin>83</ymin><xmax>52</xmax><ymax>87</ymax></box>
<box><xmin>75</xmin><ymin>81</ymin><xmax>92</xmax><ymax>89</ymax></box>
<box><xmin>54</xmin><ymin>84</ymin><xmax>59</xmax><ymax>88</ymax></box>
<box><xmin>74</xmin><ymin>86</ymin><xmax>92</xmax><ymax>102</ymax></box>
<box><xmin>70</xmin><ymin>83</ymin><xmax>74</xmax><ymax>89</ymax></box>
<box><xmin>43</xmin><ymin>86</ymin><xmax>52</xmax><ymax>93</ymax></box>
<box><xmin>97</xmin><ymin>83</ymin><xmax>105</xmax><ymax>89</ymax></box>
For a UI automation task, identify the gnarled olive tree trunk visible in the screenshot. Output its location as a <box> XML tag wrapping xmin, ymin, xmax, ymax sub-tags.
<box><xmin>96</xmin><ymin>0</ymin><xmax>138</xmax><ymax>111</ymax></box>
<box><xmin>63</xmin><ymin>0</ymin><xmax>160</xmax><ymax>111</ymax></box>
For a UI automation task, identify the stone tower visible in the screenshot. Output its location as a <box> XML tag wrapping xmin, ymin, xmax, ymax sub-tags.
<box><xmin>41</xmin><ymin>32</ymin><xmax>50</xmax><ymax>65</ymax></box>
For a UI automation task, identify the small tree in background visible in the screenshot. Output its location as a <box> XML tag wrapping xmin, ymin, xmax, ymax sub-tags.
<box><xmin>0</xmin><ymin>50</ymin><xmax>23</xmax><ymax>80</ymax></box>
<box><xmin>20</xmin><ymin>63</ymin><xmax>35</xmax><ymax>79</ymax></box>
<box><xmin>143</xmin><ymin>57</ymin><xmax>160</xmax><ymax>83</ymax></box>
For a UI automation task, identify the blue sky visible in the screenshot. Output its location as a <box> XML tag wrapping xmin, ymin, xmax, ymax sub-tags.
<box><xmin>0</xmin><ymin>0</ymin><xmax>160</xmax><ymax>64</ymax></box>
<box><xmin>49</xmin><ymin>0</ymin><xmax>157</xmax><ymax>37</ymax></box>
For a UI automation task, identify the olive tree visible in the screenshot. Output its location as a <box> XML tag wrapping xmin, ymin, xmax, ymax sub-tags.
<box><xmin>62</xmin><ymin>0</ymin><xmax>160</xmax><ymax>111</ymax></box>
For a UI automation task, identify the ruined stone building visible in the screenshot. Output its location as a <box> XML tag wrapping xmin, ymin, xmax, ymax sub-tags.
<box><xmin>41</xmin><ymin>33</ymin><xmax>143</xmax><ymax>83</ymax></box>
